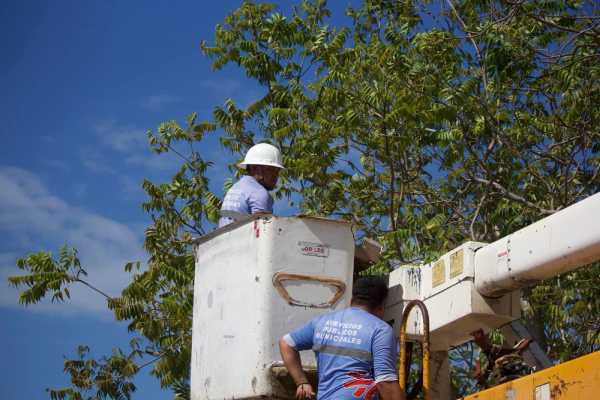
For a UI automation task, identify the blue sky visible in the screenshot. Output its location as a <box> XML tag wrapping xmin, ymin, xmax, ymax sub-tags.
<box><xmin>0</xmin><ymin>1</ymin><xmax>349</xmax><ymax>398</ymax></box>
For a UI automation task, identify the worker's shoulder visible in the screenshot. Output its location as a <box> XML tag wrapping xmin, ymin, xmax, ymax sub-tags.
<box><xmin>226</xmin><ymin>176</ymin><xmax>261</xmax><ymax>196</ymax></box>
<box><xmin>308</xmin><ymin>308</ymin><xmax>347</xmax><ymax>326</ymax></box>
<box><xmin>362</xmin><ymin>312</ymin><xmax>392</xmax><ymax>330</ymax></box>
<box><xmin>320</xmin><ymin>307</ymin><xmax>389</xmax><ymax>328</ymax></box>
<box><xmin>235</xmin><ymin>176</ymin><xmax>267</xmax><ymax>193</ymax></box>
<box><xmin>348</xmin><ymin>309</ymin><xmax>393</xmax><ymax>336</ymax></box>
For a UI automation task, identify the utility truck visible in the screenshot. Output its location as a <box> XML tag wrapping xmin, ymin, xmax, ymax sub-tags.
<box><xmin>190</xmin><ymin>193</ymin><xmax>600</xmax><ymax>400</ymax></box>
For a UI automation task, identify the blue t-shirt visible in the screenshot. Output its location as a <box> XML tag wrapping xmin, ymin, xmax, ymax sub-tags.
<box><xmin>218</xmin><ymin>175</ymin><xmax>273</xmax><ymax>228</ymax></box>
<box><xmin>284</xmin><ymin>307</ymin><xmax>398</xmax><ymax>400</ymax></box>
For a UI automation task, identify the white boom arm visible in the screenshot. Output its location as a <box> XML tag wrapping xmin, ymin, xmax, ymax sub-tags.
<box><xmin>386</xmin><ymin>192</ymin><xmax>600</xmax><ymax>351</ymax></box>
<box><xmin>385</xmin><ymin>192</ymin><xmax>600</xmax><ymax>396</ymax></box>
<box><xmin>474</xmin><ymin>193</ymin><xmax>600</xmax><ymax>297</ymax></box>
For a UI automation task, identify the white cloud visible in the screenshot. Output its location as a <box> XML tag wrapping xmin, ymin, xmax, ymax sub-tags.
<box><xmin>124</xmin><ymin>152</ymin><xmax>179</xmax><ymax>171</ymax></box>
<box><xmin>43</xmin><ymin>159</ymin><xmax>70</xmax><ymax>171</ymax></box>
<box><xmin>41</xmin><ymin>135</ymin><xmax>56</xmax><ymax>143</ymax></box>
<box><xmin>0</xmin><ymin>252</ymin><xmax>21</xmax><ymax>308</ymax></box>
<box><xmin>93</xmin><ymin>120</ymin><xmax>146</xmax><ymax>154</ymax></box>
<box><xmin>73</xmin><ymin>183</ymin><xmax>88</xmax><ymax>198</ymax></box>
<box><xmin>83</xmin><ymin>120</ymin><xmax>180</xmax><ymax>174</ymax></box>
<box><xmin>199</xmin><ymin>78</ymin><xmax>263</xmax><ymax>109</ymax></box>
<box><xmin>0</xmin><ymin>166</ymin><xmax>145</xmax><ymax>317</ymax></box>
<box><xmin>80</xmin><ymin>148</ymin><xmax>117</xmax><ymax>174</ymax></box>
<box><xmin>119</xmin><ymin>175</ymin><xmax>141</xmax><ymax>198</ymax></box>
<box><xmin>199</xmin><ymin>79</ymin><xmax>242</xmax><ymax>97</ymax></box>
<box><xmin>141</xmin><ymin>94</ymin><xmax>181</xmax><ymax>111</ymax></box>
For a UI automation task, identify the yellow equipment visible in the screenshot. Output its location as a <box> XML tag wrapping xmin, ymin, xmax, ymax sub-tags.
<box><xmin>462</xmin><ymin>351</ymin><xmax>600</xmax><ymax>400</ymax></box>
<box><xmin>399</xmin><ymin>300</ymin><xmax>431</xmax><ymax>400</ymax></box>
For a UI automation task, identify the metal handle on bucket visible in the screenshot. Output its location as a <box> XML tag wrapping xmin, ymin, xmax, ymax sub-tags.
<box><xmin>272</xmin><ymin>272</ymin><xmax>346</xmax><ymax>308</ymax></box>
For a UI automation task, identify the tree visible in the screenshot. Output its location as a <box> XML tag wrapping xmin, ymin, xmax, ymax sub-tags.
<box><xmin>9</xmin><ymin>1</ymin><xmax>599</xmax><ymax>398</ymax></box>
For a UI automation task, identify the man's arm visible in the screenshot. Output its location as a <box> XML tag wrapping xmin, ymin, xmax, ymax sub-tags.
<box><xmin>376</xmin><ymin>381</ymin><xmax>404</xmax><ymax>400</ymax></box>
<box><xmin>278</xmin><ymin>338</ymin><xmax>310</xmax><ymax>386</ymax></box>
<box><xmin>372</xmin><ymin>326</ymin><xmax>404</xmax><ymax>400</ymax></box>
<box><xmin>279</xmin><ymin>337</ymin><xmax>315</xmax><ymax>399</ymax></box>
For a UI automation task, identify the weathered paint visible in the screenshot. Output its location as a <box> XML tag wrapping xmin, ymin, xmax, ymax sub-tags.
<box><xmin>399</xmin><ymin>300</ymin><xmax>431</xmax><ymax>400</ymax></box>
<box><xmin>387</xmin><ymin>242</ymin><xmax>520</xmax><ymax>350</ymax></box>
<box><xmin>191</xmin><ymin>216</ymin><xmax>355</xmax><ymax>400</ymax></box>
<box><xmin>462</xmin><ymin>351</ymin><xmax>600</xmax><ymax>400</ymax></box>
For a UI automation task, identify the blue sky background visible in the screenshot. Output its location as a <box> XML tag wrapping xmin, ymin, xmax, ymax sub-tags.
<box><xmin>0</xmin><ymin>1</ymin><xmax>360</xmax><ymax>399</ymax></box>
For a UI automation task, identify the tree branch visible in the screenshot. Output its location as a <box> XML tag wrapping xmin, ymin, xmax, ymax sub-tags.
<box><xmin>75</xmin><ymin>278</ymin><xmax>114</xmax><ymax>300</ymax></box>
<box><xmin>446</xmin><ymin>0</ymin><xmax>488</xmax><ymax>94</ymax></box>
<box><xmin>469</xmin><ymin>193</ymin><xmax>487</xmax><ymax>240</ymax></box>
<box><xmin>471</xmin><ymin>177</ymin><xmax>557</xmax><ymax>215</ymax></box>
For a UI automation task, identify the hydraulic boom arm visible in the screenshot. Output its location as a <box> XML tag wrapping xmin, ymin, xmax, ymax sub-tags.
<box><xmin>474</xmin><ymin>193</ymin><xmax>600</xmax><ymax>297</ymax></box>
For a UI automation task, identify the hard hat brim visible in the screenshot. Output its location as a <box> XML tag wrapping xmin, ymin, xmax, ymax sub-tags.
<box><xmin>238</xmin><ymin>161</ymin><xmax>284</xmax><ymax>169</ymax></box>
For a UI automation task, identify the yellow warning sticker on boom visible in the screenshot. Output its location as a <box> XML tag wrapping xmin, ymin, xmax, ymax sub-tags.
<box><xmin>432</xmin><ymin>259</ymin><xmax>446</xmax><ymax>288</ymax></box>
<box><xmin>450</xmin><ymin>249</ymin><xmax>464</xmax><ymax>278</ymax></box>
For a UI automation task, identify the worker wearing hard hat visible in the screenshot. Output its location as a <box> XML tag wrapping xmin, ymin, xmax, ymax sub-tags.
<box><xmin>279</xmin><ymin>277</ymin><xmax>403</xmax><ymax>400</ymax></box>
<box><xmin>218</xmin><ymin>143</ymin><xmax>284</xmax><ymax>228</ymax></box>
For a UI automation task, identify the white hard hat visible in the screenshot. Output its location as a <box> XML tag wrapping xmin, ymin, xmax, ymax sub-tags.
<box><xmin>239</xmin><ymin>143</ymin><xmax>284</xmax><ymax>169</ymax></box>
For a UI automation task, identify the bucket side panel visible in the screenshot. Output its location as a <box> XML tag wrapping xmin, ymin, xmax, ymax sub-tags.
<box><xmin>262</xmin><ymin>218</ymin><xmax>355</xmax><ymax>367</ymax></box>
<box><xmin>191</xmin><ymin>222</ymin><xmax>262</xmax><ymax>400</ymax></box>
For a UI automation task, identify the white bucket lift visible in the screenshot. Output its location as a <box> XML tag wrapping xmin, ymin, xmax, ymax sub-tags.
<box><xmin>191</xmin><ymin>215</ymin><xmax>355</xmax><ymax>400</ymax></box>
<box><xmin>189</xmin><ymin>192</ymin><xmax>600</xmax><ymax>400</ymax></box>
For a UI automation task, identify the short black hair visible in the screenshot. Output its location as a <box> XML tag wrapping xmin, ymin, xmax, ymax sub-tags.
<box><xmin>351</xmin><ymin>276</ymin><xmax>389</xmax><ymax>309</ymax></box>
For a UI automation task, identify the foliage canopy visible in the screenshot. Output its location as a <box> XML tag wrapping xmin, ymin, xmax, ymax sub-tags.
<box><xmin>9</xmin><ymin>1</ymin><xmax>599</xmax><ymax>398</ymax></box>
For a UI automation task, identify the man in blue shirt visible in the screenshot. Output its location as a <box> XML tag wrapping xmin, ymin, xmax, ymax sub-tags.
<box><xmin>218</xmin><ymin>143</ymin><xmax>284</xmax><ymax>228</ymax></box>
<box><xmin>279</xmin><ymin>277</ymin><xmax>403</xmax><ymax>400</ymax></box>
